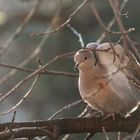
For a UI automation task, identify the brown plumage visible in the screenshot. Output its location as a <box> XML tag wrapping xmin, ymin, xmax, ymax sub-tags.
<box><xmin>74</xmin><ymin>42</ymin><xmax>140</xmax><ymax>116</ymax></box>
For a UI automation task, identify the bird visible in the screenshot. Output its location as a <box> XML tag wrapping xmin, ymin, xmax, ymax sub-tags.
<box><xmin>74</xmin><ymin>42</ymin><xmax>140</xmax><ymax>117</ymax></box>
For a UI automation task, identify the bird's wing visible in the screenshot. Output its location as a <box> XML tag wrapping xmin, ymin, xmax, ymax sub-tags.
<box><xmin>95</xmin><ymin>43</ymin><xmax>129</xmax><ymax>73</ymax></box>
<box><xmin>97</xmin><ymin>43</ymin><xmax>140</xmax><ymax>95</ymax></box>
<box><xmin>86</xmin><ymin>42</ymin><xmax>140</xmax><ymax>88</ymax></box>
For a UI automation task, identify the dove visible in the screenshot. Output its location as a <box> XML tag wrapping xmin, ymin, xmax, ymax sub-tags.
<box><xmin>74</xmin><ymin>42</ymin><xmax>140</xmax><ymax>116</ymax></box>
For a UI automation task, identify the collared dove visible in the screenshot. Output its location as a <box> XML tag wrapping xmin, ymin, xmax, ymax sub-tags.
<box><xmin>74</xmin><ymin>42</ymin><xmax>140</xmax><ymax>116</ymax></box>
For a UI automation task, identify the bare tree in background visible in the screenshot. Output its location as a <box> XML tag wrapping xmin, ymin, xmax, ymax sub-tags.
<box><xmin>0</xmin><ymin>0</ymin><xmax>140</xmax><ymax>139</ymax></box>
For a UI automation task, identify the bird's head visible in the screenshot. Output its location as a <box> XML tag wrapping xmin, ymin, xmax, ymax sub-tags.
<box><xmin>74</xmin><ymin>49</ymin><xmax>98</xmax><ymax>70</ymax></box>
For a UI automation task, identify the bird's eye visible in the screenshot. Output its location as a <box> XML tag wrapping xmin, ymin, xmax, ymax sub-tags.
<box><xmin>85</xmin><ymin>57</ymin><xmax>87</xmax><ymax>60</ymax></box>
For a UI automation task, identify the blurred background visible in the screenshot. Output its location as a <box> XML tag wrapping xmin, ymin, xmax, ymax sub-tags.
<box><xmin>0</xmin><ymin>0</ymin><xmax>140</xmax><ymax>139</ymax></box>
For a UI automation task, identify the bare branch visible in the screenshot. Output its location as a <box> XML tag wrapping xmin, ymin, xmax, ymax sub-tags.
<box><xmin>0</xmin><ymin>0</ymin><xmax>40</xmax><ymax>57</ymax></box>
<box><xmin>130</xmin><ymin>122</ymin><xmax>140</xmax><ymax>140</ymax></box>
<box><xmin>102</xmin><ymin>127</ymin><xmax>110</xmax><ymax>140</ymax></box>
<box><xmin>48</xmin><ymin>99</ymin><xmax>82</xmax><ymax>120</ymax></box>
<box><xmin>0</xmin><ymin>10</ymin><xmax>62</xmax><ymax>86</ymax></box>
<box><xmin>108</xmin><ymin>0</ymin><xmax>140</xmax><ymax>61</ymax></box>
<box><xmin>67</xmin><ymin>24</ymin><xmax>85</xmax><ymax>48</ymax></box>
<box><xmin>96</xmin><ymin>0</ymin><xmax>128</xmax><ymax>43</ymax></box>
<box><xmin>0</xmin><ymin>74</ymin><xmax>39</xmax><ymax>115</ymax></box>
<box><xmin>0</xmin><ymin>51</ymin><xmax>75</xmax><ymax>103</ymax></box>
<box><xmin>0</xmin><ymin>116</ymin><xmax>139</xmax><ymax>139</ymax></box>
<box><xmin>30</xmin><ymin>0</ymin><xmax>89</xmax><ymax>36</ymax></box>
<box><xmin>8</xmin><ymin>111</ymin><xmax>17</xmax><ymax>132</ymax></box>
<box><xmin>0</xmin><ymin>63</ymin><xmax>78</xmax><ymax>77</ymax></box>
<box><xmin>84</xmin><ymin>133</ymin><xmax>95</xmax><ymax>140</ymax></box>
<box><xmin>90</xmin><ymin>1</ymin><xmax>134</xmax><ymax>37</ymax></box>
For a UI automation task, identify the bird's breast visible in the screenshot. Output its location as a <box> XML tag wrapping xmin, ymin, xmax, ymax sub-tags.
<box><xmin>78</xmin><ymin>70</ymin><xmax>138</xmax><ymax>114</ymax></box>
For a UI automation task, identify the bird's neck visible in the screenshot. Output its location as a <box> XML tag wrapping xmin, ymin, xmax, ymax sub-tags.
<box><xmin>79</xmin><ymin>64</ymin><xmax>107</xmax><ymax>76</ymax></box>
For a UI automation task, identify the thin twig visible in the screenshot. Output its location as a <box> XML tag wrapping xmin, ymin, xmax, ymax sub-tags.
<box><xmin>61</xmin><ymin>134</ymin><xmax>70</xmax><ymax>140</ymax></box>
<box><xmin>90</xmin><ymin>1</ymin><xmax>134</xmax><ymax>37</ymax></box>
<box><xmin>84</xmin><ymin>133</ymin><xmax>95</xmax><ymax>140</ymax></box>
<box><xmin>67</xmin><ymin>24</ymin><xmax>84</xmax><ymax>48</ymax></box>
<box><xmin>0</xmin><ymin>74</ymin><xmax>39</xmax><ymax>115</ymax></box>
<box><xmin>102</xmin><ymin>127</ymin><xmax>110</xmax><ymax>140</ymax></box>
<box><xmin>0</xmin><ymin>10</ymin><xmax>62</xmax><ymax>86</ymax></box>
<box><xmin>0</xmin><ymin>0</ymin><xmax>40</xmax><ymax>57</ymax></box>
<box><xmin>117</xmin><ymin>131</ymin><xmax>121</xmax><ymax>140</ymax></box>
<box><xmin>48</xmin><ymin>99</ymin><xmax>82</xmax><ymax>120</ymax></box>
<box><xmin>0</xmin><ymin>51</ymin><xmax>74</xmax><ymax>103</ymax></box>
<box><xmin>5</xmin><ymin>111</ymin><xmax>17</xmax><ymax>139</ymax></box>
<box><xmin>8</xmin><ymin>111</ymin><xmax>17</xmax><ymax>132</ymax></box>
<box><xmin>78</xmin><ymin>105</ymin><xmax>89</xmax><ymax>118</ymax></box>
<box><xmin>30</xmin><ymin>0</ymin><xmax>89</xmax><ymax>36</ymax></box>
<box><xmin>96</xmin><ymin>0</ymin><xmax>128</xmax><ymax>43</ymax></box>
<box><xmin>90</xmin><ymin>2</ymin><xmax>126</xmax><ymax>63</ymax></box>
<box><xmin>131</xmin><ymin>122</ymin><xmax>140</xmax><ymax>140</ymax></box>
<box><xmin>0</xmin><ymin>63</ymin><xmax>78</xmax><ymax>77</ymax></box>
<box><xmin>108</xmin><ymin>0</ymin><xmax>140</xmax><ymax>62</ymax></box>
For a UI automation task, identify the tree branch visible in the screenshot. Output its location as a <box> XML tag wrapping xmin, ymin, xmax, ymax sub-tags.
<box><xmin>30</xmin><ymin>0</ymin><xmax>89</xmax><ymax>36</ymax></box>
<box><xmin>0</xmin><ymin>116</ymin><xmax>140</xmax><ymax>139</ymax></box>
<box><xmin>0</xmin><ymin>0</ymin><xmax>40</xmax><ymax>56</ymax></box>
<box><xmin>0</xmin><ymin>63</ymin><xmax>78</xmax><ymax>77</ymax></box>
